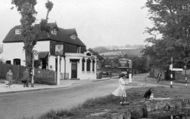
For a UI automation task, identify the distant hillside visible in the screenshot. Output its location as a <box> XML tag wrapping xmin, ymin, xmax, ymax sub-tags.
<box><xmin>93</xmin><ymin>45</ymin><xmax>144</xmax><ymax>57</ymax></box>
<box><xmin>99</xmin><ymin>48</ymin><xmax>143</xmax><ymax>57</ymax></box>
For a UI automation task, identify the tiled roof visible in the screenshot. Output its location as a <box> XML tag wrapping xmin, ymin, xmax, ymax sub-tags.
<box><xmin>3</xmin><ymin>24</ymin><xmax>85</xmax><ymax>47</ymax></box>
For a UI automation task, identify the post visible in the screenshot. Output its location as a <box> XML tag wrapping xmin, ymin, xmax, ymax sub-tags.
<box><xmin>184</xmin><ymin>65</ymin><xmax>188</xmax><ymax>88</ymax></box>
<box><xmin>129</xmin><ymin>60</ymin><xmax>132</xmax><ymax>83</ymax></box>
<box><xmin>31</xmin><ymin>57</ymin><xmax>34</xmax><ymax>87</ymax></box>
<box><xmin>57</xmin><ymin>55</ymin><xmax>60</xmax><ymax>85</ymax></box>
<box><xmin>64</xmin><ymin>56</ymin><xmax>66</xmax><ymax>80</ymax></box>
<box><xmin>170</xmin><ymin>57</ymin><xmax>173</xmax><ymax>88</ymax></box>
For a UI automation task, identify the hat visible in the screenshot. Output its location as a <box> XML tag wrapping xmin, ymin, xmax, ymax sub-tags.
<box><xmin>119</xmin><ymin>73</ymin><xmax>125</xmax><ymax>78</ymax></box>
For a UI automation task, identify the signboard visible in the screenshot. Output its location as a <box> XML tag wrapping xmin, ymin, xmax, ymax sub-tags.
<box><xmin>55</xmin><ymin>44</ymin><xmax>64</xmax><ymax>56</ymax></box>
<box><xmin>33</xmin><ymin>50</ymin><xmax>38</xmax><ymax>60</ymax></box>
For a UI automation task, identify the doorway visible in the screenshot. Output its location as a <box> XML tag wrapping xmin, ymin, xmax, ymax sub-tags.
<box><xmin>71</xmin><ymin>61</ymin><xmax>78</xmax><ymax>79</ymax></box>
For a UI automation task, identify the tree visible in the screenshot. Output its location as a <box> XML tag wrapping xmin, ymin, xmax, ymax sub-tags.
<box><xmin>143</xmin><ymin>0</ymin><xmax>190</xmax><ymax>69</ymax></box>
<box><xmin>11</xmin><ymin>0</ymin><xmax>53</xmax><ymax>86</ymax></box>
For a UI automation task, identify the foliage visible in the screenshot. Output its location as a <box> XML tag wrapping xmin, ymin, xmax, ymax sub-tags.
<box><xmin>143</xmin><ymin>0</ymin><xmax>190</xmax><ymax>69</ymax></box>
<box><xmin>88</xmin><ymin>48</ymin><xmax>104</xmax><ymax>61</ymax></box>
<box><xmin>11</xmin><ymin>0</ymin><xmax>54</xmax><ymax>84</ymax></box>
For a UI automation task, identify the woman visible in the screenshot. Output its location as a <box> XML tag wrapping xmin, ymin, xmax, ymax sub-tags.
<box><xmin>6</xmin><ymin>69</ymin><xmax>13</xmax><ymax>87</ymax></box>
<box><xmin>112</xmin><ymin>73</ymin><xmax>129</xmax><ymax>105</ymax></box>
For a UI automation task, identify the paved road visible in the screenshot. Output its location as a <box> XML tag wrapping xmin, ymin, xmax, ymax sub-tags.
<box><xmin>0</xmin><ymin>79</ymin><xmax>119</xmax><ymax>119</ymax></box>
<box><xmin>0</xmin><ymin>75</ymin><xmax>159</xmax><ymax>119</ymax></box>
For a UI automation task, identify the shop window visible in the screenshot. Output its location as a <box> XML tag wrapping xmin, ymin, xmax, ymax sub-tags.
<box><xmin>87</xmin><ymin>58</ymin><xmax>91</xmax><ymax>71</ymax></box>
<box><xmin>82</xmin><ymin>58</ymin><xmax>85</xmax><ymax>71</ymax></box>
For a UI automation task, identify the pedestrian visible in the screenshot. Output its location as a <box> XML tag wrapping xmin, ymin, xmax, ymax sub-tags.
<box><xmin>157</xmin><ymin>73</ymin><xmax>162</xmax><ymax>83</ymax></box>
<box><xmin>21</xmin><ymin>68</ymin><xmax>29</xmax><ymax>87</ymax></box>
<box><xmin>112</xmin><ymin>73</ymin><xmax>129</xmax><ymax>105</ymax></box>
<box><xmin>6</xmin><ymin>69</ymin><xmax>13</xmax><ymax>88</ymax></box>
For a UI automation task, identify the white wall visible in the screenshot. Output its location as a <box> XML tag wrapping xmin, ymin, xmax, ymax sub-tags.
<box><xmin>2</xmin><ymin>41</ymin><xmax>50</xmax><ymax>66</ymax></box>
<box><xmin>2</xmin><ymin>42</ymin><xmax>25</xmax><ymax>65</ymax></box>
<box><xmin>33</xmin><ymin>41</ymin><xmax>50</xmax><ymax>52</ymax></box>
<box><xmin>65</xmin><ymin>53</ymin><xmax>97</xmax><ymax>80</ymax></box>
<box><xmin>48</xmin><ymin>55</ymin><xmax>56</xmax><ymax>71</ymax></box>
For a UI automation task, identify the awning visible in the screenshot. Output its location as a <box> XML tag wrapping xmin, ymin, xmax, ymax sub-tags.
<box><xmin>38</xmin><ymin>52</ymin><xmax>49</xmax><ymax>59</ymax></box>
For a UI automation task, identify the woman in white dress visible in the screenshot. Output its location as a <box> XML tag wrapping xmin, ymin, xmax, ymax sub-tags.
<box><xmin>112</xmin><ymin>73</ymin><xmax>129</xmax><ymax>105</ymax></box>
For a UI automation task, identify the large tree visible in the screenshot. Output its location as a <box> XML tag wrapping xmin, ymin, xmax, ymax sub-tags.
<box><xmin>143</xmin><ymin>0</ymin><xmax>190</xmax><ymax>69</ymax></box>
<box><xmin>11</xmin><ymin>0</ymin><xmax>53</xmax><ymax>85</ymax></box>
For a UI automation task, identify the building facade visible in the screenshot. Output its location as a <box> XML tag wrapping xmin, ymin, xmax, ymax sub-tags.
<box><xmin>2</xmin><ymin>24</ymin><xmax>97</xmax><ymax>80</ymax></box>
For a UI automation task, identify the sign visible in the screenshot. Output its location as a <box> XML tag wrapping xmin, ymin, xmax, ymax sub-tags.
<box><xmin>55</xmin><ymin>44</ymin><xmax>64</xmax><ymax>56</ymax></box>
<box><xmin>33</xmin><ymin>50</ymin><xmax>38</xmax><ymax>60</ymax></box>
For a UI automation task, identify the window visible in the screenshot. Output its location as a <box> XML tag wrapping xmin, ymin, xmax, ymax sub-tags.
<box><xmin>13</xmin><ymin>58</ymin><xmax>21</xmax><ymax>65</ymax></box>
<box><xmin>51</xmin><ymin>29</ymin><xmax>57</xmax><ymax>35</ymax></box>
<box><xmin>82</xmin><ymin>58</ymin><xmax>85</xmax><ymax>71</ymax></box>
<box><xmin>77</xmin><ymin>47</ymin><xmax>81</xmax><ymax>53</ymax></box>
<box><xmin>70</xmin><ymin>34</ymin><xmax>77</xmax><ymax>40</ymax></box>
<box><xmin>15</xmin><ymin>29</ymin><xmax>21</xmax><ymax>35</ymax></box>
<box><xmin>86</xmin><ymin>52</ymin><xmax>91</xmax><ymax>56</ymax></box>
<box><xmin>6</xmin><ymin>60</ymin><xmax>11</xmax><ymax>64</ymax></box>
<box><xmin>87</xmin><ymin>58</ymin><xmax>91</xmax><ymax>71</ymax></box>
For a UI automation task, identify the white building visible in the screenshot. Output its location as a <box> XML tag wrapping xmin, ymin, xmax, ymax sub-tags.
<box><xmin>2</xmin><ymin>24</ymin><xmax>97</xmax><ymax>80</ymax></box>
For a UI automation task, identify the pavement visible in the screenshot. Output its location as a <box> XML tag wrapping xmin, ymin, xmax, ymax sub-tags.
<box><xmin>0</xmin><ymin>79</ymin><xmax>98</xmax><ymax>94</ymax></box>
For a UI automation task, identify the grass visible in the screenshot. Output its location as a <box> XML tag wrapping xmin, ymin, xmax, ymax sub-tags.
<box><xmin>27</xmin><ymin>85</ymin><xmax>190</xmax><ymax>119</ymax></box>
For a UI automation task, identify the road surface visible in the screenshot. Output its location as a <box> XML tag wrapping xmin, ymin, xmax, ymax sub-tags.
<box><xmin>0</xmin><ymin>79</ymin><xmax>119</xmax><ymax>119</ymax></box>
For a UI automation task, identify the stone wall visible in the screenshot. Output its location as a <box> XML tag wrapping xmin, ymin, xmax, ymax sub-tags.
<box><xmin>88</xmin><ymin>98</ymin><xmax>190</xmax><ymax>119</ymax></box>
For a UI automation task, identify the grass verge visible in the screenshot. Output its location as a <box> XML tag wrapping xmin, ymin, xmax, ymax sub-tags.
<box><xmin>31</xmin><ymin>85</ymin><xmax>190</xmax><ymax>119</ymax></box>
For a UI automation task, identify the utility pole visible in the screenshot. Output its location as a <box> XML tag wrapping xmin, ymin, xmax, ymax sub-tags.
<box><xmin>128</xmin><ymin>59</ymin><xmax>132</xmax><ymax>83</ymax></box>
<box><xmin>184</xmin><ymin>65</ymin><xmax>188</xmax><ymax>88</ymax></box>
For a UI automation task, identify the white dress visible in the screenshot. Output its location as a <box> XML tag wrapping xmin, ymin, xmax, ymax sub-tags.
<box><xmin>112</xmin><ymin>77</ymin><xmax>128</xmax><ymax>97</ymax></box>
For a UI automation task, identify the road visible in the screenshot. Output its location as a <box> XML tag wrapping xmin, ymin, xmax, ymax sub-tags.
<box><xmin>0</xmin><ymin>79</ymin><xmax>119</xmax><ymax>119</ymax></box>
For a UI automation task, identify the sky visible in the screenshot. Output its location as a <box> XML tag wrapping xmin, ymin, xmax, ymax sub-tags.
<box><xmin>0</xmin><ymin>0</ymin><xmax>152</xmax><ymax>48</ymax></box>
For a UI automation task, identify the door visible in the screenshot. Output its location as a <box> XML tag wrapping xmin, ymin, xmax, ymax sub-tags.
<box><xmin>71</xmin><ymin>61</ymin><xmax>78</xmax><ymax>79</ymax></box>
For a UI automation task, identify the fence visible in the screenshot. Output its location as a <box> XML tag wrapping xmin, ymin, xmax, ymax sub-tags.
<box><xmin>34</xmin><ymin>69</ymin><xmax>56</xmax><ymax>85</ymax></box>
<box><xmin>0</xmin><ymin>63</ymin><xmax>57</xmax><ymax>85</ymax></box>
<box><xmin>0</xmin><ymin>63</ymin><xmax>25</xmax><ymax>82</ymax></box>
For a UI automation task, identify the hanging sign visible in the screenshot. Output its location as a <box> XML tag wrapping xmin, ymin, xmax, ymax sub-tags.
<box><xmin>55</xmin><ymin>44</ymin><xmax>64</xmax><ymax>56</ymax></box>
